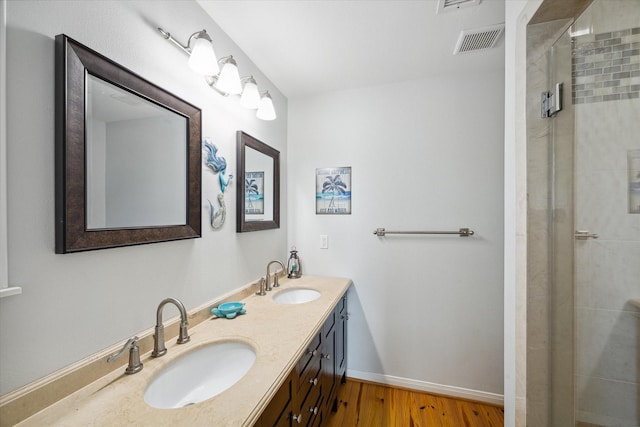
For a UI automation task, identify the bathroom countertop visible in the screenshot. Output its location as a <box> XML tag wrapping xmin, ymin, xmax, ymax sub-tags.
<box><xmin>15</xmin><ymin>275</ymin><xmax>352</xmax><ymax>427</ymax></box>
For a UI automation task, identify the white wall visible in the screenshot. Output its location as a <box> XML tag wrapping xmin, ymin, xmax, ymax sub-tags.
<box><xmin>0</xmin><ymin>0</ymin><xmax>287</xmax><ymax>395</ymax></box>
<box><xmin>288</xmin><ymin>71</ymin><xmax>505</xmax><ymax>401</ymax></box>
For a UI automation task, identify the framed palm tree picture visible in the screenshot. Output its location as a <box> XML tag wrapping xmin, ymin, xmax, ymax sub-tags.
<box><xmin>316</xmin><ymin>167</ymin><xmax>351</xmax><ymax>214</ymax></box>
<box><xmin>245</xmin><ymin>171</ymin><xmax>265</xmax><ymax>215</ymax></box>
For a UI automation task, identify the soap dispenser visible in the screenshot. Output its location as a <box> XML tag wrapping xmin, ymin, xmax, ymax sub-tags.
<box><xmin>287</xmin><ymin>246</ymin><xmax>302</xmax><ymax>279</ymax></box>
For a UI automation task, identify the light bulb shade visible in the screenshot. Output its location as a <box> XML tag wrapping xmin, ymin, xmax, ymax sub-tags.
<box><xmin>215</xmin><ymin>57</ymin><xmax>242</xmax><ymax>95</ymax></box>
<box><xmin>188</xmin><ymin>35</ymin><xmax>219</xmax><ymax>75</ymax></box>
<box><xmin>240</xmin><ymin>78</ymin><xmax>261</xmax><ymax>109</ymax></box>
<box><xmin>257</xmin><ymin>92</ymin><xmax>276</xmax><ymax>120</ymax></box>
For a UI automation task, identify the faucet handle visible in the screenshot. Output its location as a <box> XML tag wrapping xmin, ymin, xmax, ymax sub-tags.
<box><xmin>256</xmin><ymin>277</ymin><xmax>267</xmax><ymax>296</ymax></box>
<box><xmin>177</xmin><ymin>320</ymin><xmax>190</xmax><ymax>344</ymax></box>
<box><xmin>107</xmin><ymin>336</ymin><xmax>143</xmax><ymax>375</ymax></box>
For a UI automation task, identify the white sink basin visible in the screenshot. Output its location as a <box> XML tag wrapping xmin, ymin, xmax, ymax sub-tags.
<box><xmin>273</xmin><ymin>288</ymin><xmax>321</xmax><ymax>304</ymax></box>
<box><xmin>144</xmin><ymin>340</ymin><xmax>256</xmax><ymax>409</ymax></box>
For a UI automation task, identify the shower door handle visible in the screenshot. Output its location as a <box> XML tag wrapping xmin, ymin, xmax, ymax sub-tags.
<box><xmin>575</xmin><ymin>230</ymin><xmax>599</xmax><ymax>240</ymax></box>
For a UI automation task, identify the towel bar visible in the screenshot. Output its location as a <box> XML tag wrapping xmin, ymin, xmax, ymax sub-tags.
<box><xmin>373</xmin><ymin>228</ymin><xmax>474</xmax><ymax>237</ymax></box>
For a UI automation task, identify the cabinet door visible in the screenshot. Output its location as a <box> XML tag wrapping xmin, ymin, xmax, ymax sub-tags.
<box><xmin>257</xmin><ymin>373</ymin><xmax>293</xmax><ymax>427</ymax></box>
<box><xmin>336</xmin><ymin>294</ymin><xmax>348</xmax><ymax>383</ymax></box>
<box><xmin>321</xmin><ymin>321</ymin><xmax>337</xmax><ymax>414</ymax></box>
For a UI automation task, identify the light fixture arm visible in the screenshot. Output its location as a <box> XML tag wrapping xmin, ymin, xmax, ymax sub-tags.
<box><xmin>157</xmin><ymin>28</ymin><xmax>211</xmax><ymax>56</ymax></box>
<box><xmin>205</xmin><ymin>75</ymin><xmax>229</xmax><ymax>97</ymax></box>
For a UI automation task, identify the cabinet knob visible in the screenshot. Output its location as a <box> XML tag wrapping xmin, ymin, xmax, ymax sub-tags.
<box><xmin>307</xmin><ymin>349</ymin><xmax>317</xmax><ymax>357</ymax></box>
<box><xmin>292</xmin><ymin>413</ymin><xmax>303</xmax><ymax>424</ymax></box>
<box><xmin>309</xmin><ymin>406</ymin><xmax>319</xmax><ymax>415</ymax></box>
<box><xmin>309</xmin><ymin>377</ymin><xmax>318</xmax><ymax>386</ymax></box>
<box><xmin>341</xmin><ymin>314</ymin><xmax>350</xmax><ymax>320</ymax></box>
<box><xmin>322</xmin><ymin>353</ymin><xmax>331</xmax><ymax>360</ymax></box>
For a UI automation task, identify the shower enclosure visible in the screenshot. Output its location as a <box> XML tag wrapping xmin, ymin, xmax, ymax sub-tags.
<box><xmin>528</xmin><ymin>1</ymin><xmax>639</xmax><ymax>426</ymax></box>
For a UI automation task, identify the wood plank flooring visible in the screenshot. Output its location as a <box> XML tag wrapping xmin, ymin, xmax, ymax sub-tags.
<box><xmin>325</xmin><ymin>379</ymin><xmax>504</xmax><ymax>427</ymax></box>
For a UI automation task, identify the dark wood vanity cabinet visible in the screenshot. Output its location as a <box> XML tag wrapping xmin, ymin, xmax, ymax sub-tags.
<box><xmin>256</xmin><ymin>371</ymin><xmax>295</xmax><ymax>427</ymax></box>
<box><xmin>257</xmin><ymin>292</ymin><xmax>348</xmax><ymax>427</ymax></box>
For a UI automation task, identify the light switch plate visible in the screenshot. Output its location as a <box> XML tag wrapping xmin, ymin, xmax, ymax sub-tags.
<box><xmin>320</xmin><ymin>235</ymin><xmax>328</xmax><ymax>249</ymax></box>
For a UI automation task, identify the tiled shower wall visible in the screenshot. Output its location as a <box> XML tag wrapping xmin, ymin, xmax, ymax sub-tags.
<box><xmin>573</xmin><ymin>84</ymin><xmax>640</xmax><ymax>426</ymax></box>
<box><xmin>571</xmin><ymin>2</ymin><xmax>640</xmax><ymax>426</ymax></box>
<box><xmin>572</xmin><ymin>27</ymin><xmax>640</xmax><ymax>103</ymax></box>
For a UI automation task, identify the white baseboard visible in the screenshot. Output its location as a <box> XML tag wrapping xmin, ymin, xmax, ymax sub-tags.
<box><xmin>347</xmin><ymin>369</ymin><xmax>504</xmax><ymax>407</ymax></box>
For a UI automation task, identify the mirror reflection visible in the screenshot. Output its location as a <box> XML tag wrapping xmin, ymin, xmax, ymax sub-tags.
<box><xmin>236</xmin><ymin>131</ymin><xmax>280</xmax><ymax>232</ymax></box>
<box><xmin>244</xmin><ymin>146</ymin><xmax>273</xmax><ymax>222</ymax></box>
<box><xmin>86</xmin><ymin>76</ymin><xmax>188</xmax><ymax>229</ymax></box>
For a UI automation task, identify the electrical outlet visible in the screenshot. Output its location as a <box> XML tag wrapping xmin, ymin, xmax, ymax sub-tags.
<box><xmin>320</xmin><ymin>235</ymin><xmax>328</xmax><ymax>249</ymax></box>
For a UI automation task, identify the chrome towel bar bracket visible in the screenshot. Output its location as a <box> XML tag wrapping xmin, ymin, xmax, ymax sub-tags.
<box><xmin>373</xmin><ymin>228</ymin><xmax>474</xmax><ymax>237</ymax></box>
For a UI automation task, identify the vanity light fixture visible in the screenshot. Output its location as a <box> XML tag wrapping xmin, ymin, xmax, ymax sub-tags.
<box><xmin>158</xmin><ymin>26</ymin><xmax>276</xmax><ymax>121</ymax></box>
<box><xmin>240</xmin><ymin>76</ymin><xmax>261</xmax><ymax>109</ymax></box>
<box><xmin>257</xmin><ymin>91</ymin><xmax>276</xmax><ymax>121</ymax></box>
<box><xmin>157</xmin><ymin>28</ymin><xmax>219</xmax><ymax>76</ymax></box>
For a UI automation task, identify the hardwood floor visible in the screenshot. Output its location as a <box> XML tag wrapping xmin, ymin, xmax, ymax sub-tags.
<box><xmin>325</xmin><ymin>379</ymin><xmax>504</xmax><ymax>427</ymax></box>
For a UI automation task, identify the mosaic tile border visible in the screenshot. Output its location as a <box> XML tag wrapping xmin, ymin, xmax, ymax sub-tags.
<box><xmin>572</xmin><ymin>27</ymin><xmax>640</xmax><ymax>104</ymax></box>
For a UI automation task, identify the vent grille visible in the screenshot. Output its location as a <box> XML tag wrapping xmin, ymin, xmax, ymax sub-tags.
<box><xmin>436</xmin><ymin>0</ymin><xmax>481</xmax><ymax>14</ymax></box>
<box><xmin>453</xmin><ymin>24</ymin><xmax>505</xmax><ymax>54</ymax></box>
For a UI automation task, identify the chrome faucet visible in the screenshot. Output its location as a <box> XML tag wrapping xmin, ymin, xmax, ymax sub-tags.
<box><xmin>152</xmin><ymin>297</ymin><xmax>190</xmax><ymax>358</ymax></box>
<box><xmin>107</xmin><ymin>336</ymin><xmax>143</xmax><ymax>374</ymax></box>
<box><xmin>265</xmin><ymin>260</ymin><xmax>285</xmax><ymax>291</ymax></box>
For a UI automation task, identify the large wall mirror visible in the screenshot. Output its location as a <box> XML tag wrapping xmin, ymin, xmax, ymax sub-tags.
<box><xmin>55</xmin><ymin>35</ymin><xmax>202</xmax><ymax>253</ymax></box>
<box><xmin>236</xmin><ymin>131</ymin><xmax>280</xmax><ymax>232</ymax></box>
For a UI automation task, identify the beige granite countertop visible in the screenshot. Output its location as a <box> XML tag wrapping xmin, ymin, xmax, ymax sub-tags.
<box><xmin>14</xmin><ymin>275</ymin><xmax>352</xmax><ymax>427</ymax></box>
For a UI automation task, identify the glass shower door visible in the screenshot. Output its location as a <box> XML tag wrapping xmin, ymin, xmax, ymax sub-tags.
<box><xmin>551</xmin><ymin>2</ymin><xmax>640</xmax><ymax>425</ymax></box>
<box><xmin>572</xmin><ymin>25</ymin><xmax>640</xmax><ymax>425</ymax></box>
<box><xmin>549</xmin><ymin>0</ymin><xmax>640</xmax><ymax>427</ymax></box>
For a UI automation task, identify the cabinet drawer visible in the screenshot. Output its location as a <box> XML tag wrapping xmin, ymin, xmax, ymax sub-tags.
<box><xmin>299</xmin><ymin>353</ymin><xmax>321</xmax><ymax>401</ymax></box>
<box><xmin>301</xmin><ymin>383</ymin><xmax>323</xmax><ymax>427</ymax></box>
<box><xmin>295</xmin><ymin>332</ymin><xmax>321</xmax><ymax>393</ymax></box>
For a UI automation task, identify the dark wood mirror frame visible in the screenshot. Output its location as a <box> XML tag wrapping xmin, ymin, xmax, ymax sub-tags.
<box><xmin>55</xmin><ymin>34</ymin><xmax>202</xmax><ymax>253</ymax></box>
<box><xmin>236</xmin><ymin>131</ymin><xmax>280</xmax><ymax>232</ymax></box>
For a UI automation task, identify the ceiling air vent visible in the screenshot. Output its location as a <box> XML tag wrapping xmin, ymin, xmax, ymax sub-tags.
<box><xmin>436</xmin><ymin>0</ymin><xmax>481</xmax><ymax>14</ymax></box>
<box><xmin>453</xmin><ymin>23</ymin><xmax>505</xmax><ymax>54</ymax></box>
